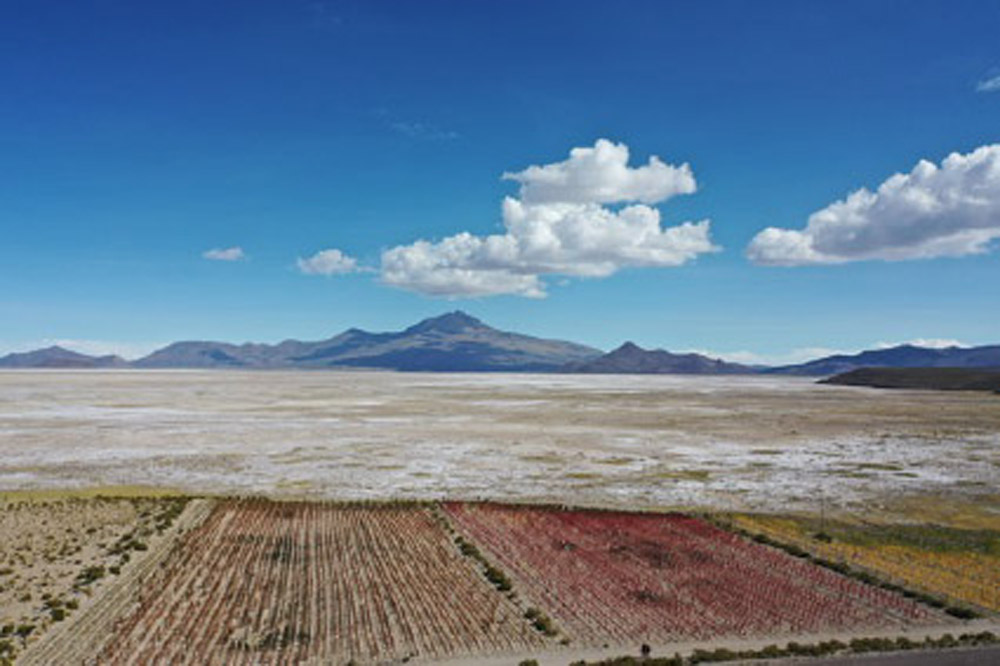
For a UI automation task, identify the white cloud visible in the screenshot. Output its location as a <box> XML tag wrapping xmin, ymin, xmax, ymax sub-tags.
<box><xmin>380</xmin><ymin>139</ymin><xmax>717</xmax><ymax>298</ymax></box>
<box><xmin>297</xmin><ymin>248</ymin><xmax>359</xmax><ymax>276</ymax></box>
<box><xmin>688</xmin><ymin>347</ymin><xmax>850</xmax><ymax>366</ymax></box>
<box><xmin>976</xmin><ymin>75</ymin><xmax>1000</xmax><ymax>92</ymax></box>
<box><xmin>697</xmin><ymin>339</ymin><xmax>968</xmax><ymax>366</ymax></box>
<box><xmin>747</xmin><ymin>144</ymin><xmax>1000</xmax><ymax>266</ymax></box>
<box><xmin>876</xmin><ymin>338</ymin><xmax>965</xmax><ymax>350</ymax></box>
<box><xmin>203</xmin><ymin>246</ymin><xmax>246</xmax><ymax>261</ymax></box>
<box><xmin>503</xmin><ymin>138</ymin><xmax>696</xmax><ymax>205</ymax></box>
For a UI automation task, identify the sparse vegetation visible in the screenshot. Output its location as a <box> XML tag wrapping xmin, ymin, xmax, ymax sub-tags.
<box><xmin>0</xmin><ymin>495</ymin><xmax>195</xmax><ymax>663</ymax></box>
<box><xmin>570</xmin><ymin>631</ymin><xmax>1000</xmax><ymax>665</ymax></box>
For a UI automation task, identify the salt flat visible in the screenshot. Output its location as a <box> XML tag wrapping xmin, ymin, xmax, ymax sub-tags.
<box><xmin>1</xmin><ymin>370</ymin><xmax>997</xmax><ymax>516</ymax></box>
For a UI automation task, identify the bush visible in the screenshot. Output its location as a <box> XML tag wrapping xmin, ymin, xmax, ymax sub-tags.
<box><xmin>484</xmin><ymin>565</ymin><xmax>512</xmax><ymax>592</ymax></box>
<box><xmin>76</xmin><ymin>565</ymin><xmax>105</xmax><ymax>585</ymax></box>
<box><xmin>945</xmin><ymin>606</ymin><xmax>979</xmax><ymax>619</ymax></box>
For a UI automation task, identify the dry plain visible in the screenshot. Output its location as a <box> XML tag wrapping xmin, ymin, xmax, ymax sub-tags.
<box><xmin>1</xmin><ymin>370</ymin><xmax>998</xmax><ymax>514</ymax></box>
<box><xmin>1</xmin><ymin>370</ymin><xmax>999</xmax><ymax>664</ymax></box>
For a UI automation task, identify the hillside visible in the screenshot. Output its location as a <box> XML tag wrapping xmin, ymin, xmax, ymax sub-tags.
<box><xmin>563</xmin><ymin>341</ymin><xmax>756</xmax><ymax>375</ymax></box>
<box><xmin>133</xmin><ymin>311</ymin><xmax>601</xmax><ymax>372</ymax></box>
<box><xmin>0</xmin><ymin>346</ymin><xmax>128</xmax><ymax>369</ymax></box>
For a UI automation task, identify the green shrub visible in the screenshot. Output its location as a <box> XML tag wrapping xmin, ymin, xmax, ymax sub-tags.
<box><xmin>484</xmin><ymin>565</ymin><xmax>512</xmax><ymax>592</ymax></box>
<box><xmin>76</xmin><ymin>565</ymin><xmax>105</xmax><ymax>585</ymax></box>
<box><xmin>945</xmin><ymin>606</ymin><xmax>979</xmax><ymax>619</ymax></box>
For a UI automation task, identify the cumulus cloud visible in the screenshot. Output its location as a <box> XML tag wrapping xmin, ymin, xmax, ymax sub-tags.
<box><xmin>503</xmin><ymin>139</ymin><xmax>696</xmax><ymax>205</ymax></box>
<box><xmin>380</xmin><ymin>140</ymin><xmax>717</xmax><ymax>298</ymax></box>
<box><xmin>747</xmin><ymin>144</ymin><xmax>1000</xmax><ymax>266</ymax></box>
<box><xmin>203</xmin><ymin>246</ymin><xmax>246</xmax><ymax>261</ymax></box>
<box><xmin>297</xmin><ymin>248</ymin><xmax>359</xmax><ymax>276</ymax></box>
<box><xmin>976</xmin><ymin>75</ymin><xmax>1000</xmax><ymax>92</ymax></box>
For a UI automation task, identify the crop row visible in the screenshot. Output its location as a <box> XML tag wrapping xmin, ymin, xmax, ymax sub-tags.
<box><xmin>443</xmin><ymin>503</ymin><xmax>947</xmax><ymax>647</ymax></box>
<box><xmin>89</xmin><ymin>500</ymin><xmax>544</xmax><ymax>665</ymax></box>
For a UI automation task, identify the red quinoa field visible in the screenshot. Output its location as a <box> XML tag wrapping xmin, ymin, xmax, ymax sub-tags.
<box><xmin>443</xmin><ymin>503</ymin><xmax>948</xmax><ymax>646</ymax></box>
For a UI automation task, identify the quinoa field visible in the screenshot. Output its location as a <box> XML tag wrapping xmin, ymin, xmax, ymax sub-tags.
<box><xmin>16</xmin><ymin>499</ymin><xmax>972</xmax><ymax>665</ymax></box>
<box><xmin>22</xmin><ymin>500</ymin><xmax>546</xmax><ymax>665</ymax></box>
<box><xmin>442</xmin><ymin>503</ymin><xmax>949</xmax><ymax>647</ymax></box>
<box><xmin>731</xmin><ymin>513</ymin><xmax>1000</xmax><ymax>613</ymax></box>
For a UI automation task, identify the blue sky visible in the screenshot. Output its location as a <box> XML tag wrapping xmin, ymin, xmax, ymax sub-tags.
<box><xmin>2</xmin><ymin>0</ymin><xmax>999</xmax><ymax>362</ymax></box>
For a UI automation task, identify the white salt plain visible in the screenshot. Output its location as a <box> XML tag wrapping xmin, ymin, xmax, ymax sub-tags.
<box><xmin>1</xmin><ymin>370</ymin><xmax>997</xmax><ymax>515</ymax></box>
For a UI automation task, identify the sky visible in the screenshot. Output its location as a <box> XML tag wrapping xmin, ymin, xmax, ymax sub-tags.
<box><xmin>2</xmin><ymin>0</ymin><xmax>999</xmax><ymax>363</ymax></box>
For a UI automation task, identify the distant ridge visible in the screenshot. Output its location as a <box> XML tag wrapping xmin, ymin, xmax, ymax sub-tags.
<box><xmin>0</xmin><ymin>346</ymin><xmax>127</xmax><ymax>369</ymax></box>
<box><xmin>767</xmin><ymin>344</ymin><xmax>1000</xmax><ymax>376</ymax></box>
<box><xmin>4</xmin><ymin>322</ymin><xmax>999</xmax><ymax>376</ymax></box>
<box><xmin>562</xmin><ymin>341</ymin><xmax>755</xmax><ymax>375</ymax></box>
<box><xmin>132</xmin><ymin>311</ymin><xmax>601</xmax><ymax>372</ymax></box>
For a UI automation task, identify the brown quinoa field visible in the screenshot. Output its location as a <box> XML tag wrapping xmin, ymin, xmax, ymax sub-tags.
<box><xmin>23</xmin><ymin>499</ymin><xmax>546</xmax><ymax>665</ymax></box>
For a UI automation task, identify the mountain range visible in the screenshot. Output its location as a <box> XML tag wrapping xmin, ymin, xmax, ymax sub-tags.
<box><xmin>764</xmin><ymin>344</ymin><xmax>1000</xmax><ymax>376</ymax></box>
<box><xmin>127</xmin><ymin>311</ymin><xmax>599</xmax><ymax>372</ymax></box>
<box><xmin>562</xmin><ymin>342</ymin><xmax>754</xmax><ymax>375</ymax></box>
<box><xmin>0</xmin><ymin>346</ymin><xmax>128</xmax><ymax>369</ymax></box>
<box><xmin>3</xmin><ymin>312</ymin><xmax>999</xmax><ymax>375</ymax></box>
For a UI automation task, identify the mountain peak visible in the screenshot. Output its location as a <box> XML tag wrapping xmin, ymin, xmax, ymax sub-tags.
<box><xmin>404</xmin><ymin>311</ymin><xmax>487</xmax><ymax>335</ymax></box>
<box><xmin>613</xmin><ymin>341</ymin><xmax>645</xmax><ymax>354</ymax></box>
<box><xmin>40</xmin><ymin>345</ymin><xmax>73</xmax><ymax>354</ymax></box>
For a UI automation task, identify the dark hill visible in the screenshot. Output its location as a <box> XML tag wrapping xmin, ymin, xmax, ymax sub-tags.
<box><xmin>563</xmin><ymin>341</ymin><xmax>755</xmax><ymax>375</ymax></box>
<box><xmin>821</xmin><ymin>367</ymin><xmax>1000</xmax><ymax>392</ymax></box>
